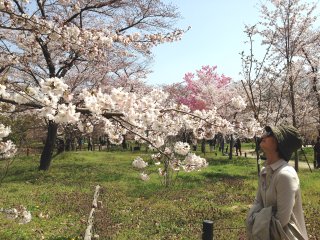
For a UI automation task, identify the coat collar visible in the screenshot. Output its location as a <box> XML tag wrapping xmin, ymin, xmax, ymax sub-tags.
<box><xmin>261</xmin><ymin>159</ymin><xmax>287</xmax><ymax>175</ymax></box>
<box><xmin>269</xmin><ymin>159</ymin><xmax>287</xmax><ymax>171</ymax></box>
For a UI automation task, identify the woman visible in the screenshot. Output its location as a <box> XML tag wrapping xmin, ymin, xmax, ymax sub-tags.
<box><xmin>246</xmin><ymin>125</ymin><xmax>308</xmax><ymax>239</ymax></box>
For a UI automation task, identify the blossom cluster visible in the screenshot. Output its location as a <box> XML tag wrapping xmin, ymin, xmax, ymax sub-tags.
<box><xmin>231</xmin><ymin>96</ymin><xmax>247</xmax><ymax>111</ymax></box>
<box><xmin>0</xmin><ymin>75</ymin><xmax>261</xmax><ymax>150</ymax></box>
<box><xmin>132</xmin><ymin>142</ymin><xmax>208</xmax><ymax>183</ymax></box>
<box><xmin>0</xmin><ymin>124</ymin><xmax>11</xmax><ymax>140</ymax></box>
<box><xmin>0</xmin><ymin>77</ymin><xmax>80</xmax><ymax>124</ymax></box>
<box><xmin>132</xmin><ymin>156</ymin><xmax>149</xmax><ymax>181</ymax></box>
<box><xmin>132</xmin><ymin>156</ymin><xmax>148</xmax><ymax>169</ymax></box>
<box><xmin>0</xmin><ymin>124</ymin><xmax>16</xmax><ymax>159</ymax></box>
<box><xmin>174</xmin><ymin>141</ymin><xmax>190</xmax><ymax>155</ymax></box>
<box><xmin>0</xmin><ymin>3</ymin><xmax>186</xmax><ymax>64</ymax></box>
<box><xmin>182</xmin><ymin>153</ymin><xmax>208</xmax><ymax>172</ymax></box>
<box><xmin>235</xmin><ymin>120</ymin><xmax>263</xmax><ymax>139</ymax></box>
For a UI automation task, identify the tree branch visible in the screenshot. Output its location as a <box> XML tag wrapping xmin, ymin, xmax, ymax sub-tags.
<box><xmin>35</xmin><ymin>37</ymin><xmax>56</xmax><ymax>77</ymax></box>
<box><xmin>64</xmin><ymin>0</ymin><xmax>121</xmax><ymax>24</ymax></box>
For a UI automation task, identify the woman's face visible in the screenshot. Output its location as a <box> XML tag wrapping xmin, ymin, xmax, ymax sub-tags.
<box><xmin>260</xmin><ymin>132</ymin><xmax>278</xmax><ymax>153</ymax></box>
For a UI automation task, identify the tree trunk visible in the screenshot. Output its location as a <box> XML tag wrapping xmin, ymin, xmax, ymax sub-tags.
<box><xmin>311</xmin><ymin>75</ymin><xmax>320</xmax><ymax>125</ymax></box>
<box><xmin>122</xmin><ymin>135</ymin><xmax>127</xmax><ymax>150</ymax></box>
<box><xmin>289</xmin><ymin>79</ymin><xmax>297</xmax><ymax>127</ymax></box>
<box><xmin>289</xmin><ymin>78</ymin><xmax>299</xmax><ymax>171</ymax></box>
<box><xmin>201</xmin><ymin>139</ymin><xmax>206</xmax><ymax>156</ymax></box>
<box><xmin>39</xmin><ymin>121</ymin><xmax>58</xmax><ymax>171</ymax></box>
<box><xmin>255</xmin><ymin>136</ymin><xmax>261</xmax><ymax>176</ymax></box>
<box><xmin>229</xmin><ymin>134</ymin><xmax>233</xmax><ymax>160</ymax></box>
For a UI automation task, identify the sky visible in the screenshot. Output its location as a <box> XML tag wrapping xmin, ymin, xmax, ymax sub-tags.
<box><xmin>146</xmin><ymin>0</ymin><xmax>262</xmax><ymax>86</ymax></box>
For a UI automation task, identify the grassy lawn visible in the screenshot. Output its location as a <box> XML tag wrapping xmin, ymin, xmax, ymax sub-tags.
<box><xmin>0</xmin><ymin>150</ymin><xmax>319</xmax><ymax>240</ymax></box>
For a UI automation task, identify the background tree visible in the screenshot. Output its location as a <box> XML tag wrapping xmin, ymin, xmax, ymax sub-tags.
<box><xmin>165</xmin><ymin>65</ymin><xmax>251</xmax><ymax>159</ymax></box>
<box><xmin>301</xmin><ymin>37</ymin><xmax>320</xmax><ymax>138</ymax></box>
<box><xmin>241</xmin><ymin>0</ymin><xmax>320</xmax><ymax>170</ymax></box>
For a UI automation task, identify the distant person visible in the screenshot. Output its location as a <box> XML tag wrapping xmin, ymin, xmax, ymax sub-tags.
<box><xmin>77</xmin><ymin>137</ymin><xmax>83</xmax><ymax>151</ymax></box>
<box><xmin>314</xmin><ymin>137</ymin><xmax>320</xmax><ymax>168</ymax></box>
<box><xmin>220</xmin><ymin>136</ymin><xmax>225</xmax><ymax>154</ymax></box>
<box><xmin>235</xmin><ymin>138</ymin><xmax>242</xmax><ymax>156</ymax></box>
<box><xmin>209</xmin><ymin>139</ymin><xmax>214</xmax><ymax>152</ymax></box>
<box><xmin>56</xmin><ymin>138</ymin><xmax>65</xmax><ymax>154</ymax></box>
<box><xmin>192</xmin><ymin>139</ymin><xmax>197</xmax><ymax>151</ymax></box>
<box><xmin>246</xmin><ymin>125</ymin><xmax>308</xmax><ymax>239</ymax></box>
<box><xmin>201</xmin><ymin>139</ymin><xmax>206</xmax><ymax>154</ymax></box>
<box><xmin>88</xmin><ymin>136</ymin><xmax>93</xmax><ymax>151</ymax></box>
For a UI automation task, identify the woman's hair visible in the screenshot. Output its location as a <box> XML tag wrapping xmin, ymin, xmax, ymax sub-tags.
<box><xmin>277</xmin><ymin>147</ymin><xmax>289</xmax><ymax>161</ymax></box>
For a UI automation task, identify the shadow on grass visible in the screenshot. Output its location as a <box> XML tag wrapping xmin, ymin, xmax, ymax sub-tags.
<box><xmin>48</xmin><ymin>161</ymin><xmax>134</xmax><ymax>184</ymax></box>
<box><xmin>177</xmin><ymin>171</ymin><xmax>250</xmax><ymax>187</ymax></box>
<box><xmin>203</xmin><ymin>171</ymin><xmax>250</xmax><ymax>180</ymax></box>
<box><xmin>127</xmin><ymin>181</ymin><xmax>163</xmax><ymax>198</ymax></box>
<box><xmin>48</xmin><ymin>237</ymin><xmax>82</xmax><ymax>240</ymax></box>
<box><xmin>206</xmin><ymin>157</ymin><xmax>255</xmax><ymax>166</ymax></box>
<box><xmin>2</xmin><ymin>161</ymin><xmax>131</xmax><ymax>186</ymax></box>
<box><xmin>1</xmin><ymin>165</ymin><xmax>39</xmax><ymax>184</ymax></box>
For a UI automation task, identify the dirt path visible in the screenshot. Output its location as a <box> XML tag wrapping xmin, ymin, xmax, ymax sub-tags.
<box><xmin>288</xmin><ymin>161</ymin><xmax>314</xmax><ymax>170</ymax></box>
<box><xmin>241</xmin><ymin>149</ymin><xmax>314</xmax><ymax>170</ymax></box>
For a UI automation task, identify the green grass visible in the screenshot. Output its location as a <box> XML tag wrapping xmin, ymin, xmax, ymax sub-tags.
<box><xmin>0</xmin><ymin>150</ymin><xmax>319</xmax><ymax>239</ymax></box>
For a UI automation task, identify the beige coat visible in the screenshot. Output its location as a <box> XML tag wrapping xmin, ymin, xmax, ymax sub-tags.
<box><xmin>247</xmin><ymin>159</ymin><xmax>308</xmax><ymax>239</ymax></box>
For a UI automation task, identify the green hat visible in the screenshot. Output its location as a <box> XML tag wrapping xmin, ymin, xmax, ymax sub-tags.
<box><xmin>265</xmin><ymin>125</ymin><xmax>302</xmax><ymax>161</ymax></box>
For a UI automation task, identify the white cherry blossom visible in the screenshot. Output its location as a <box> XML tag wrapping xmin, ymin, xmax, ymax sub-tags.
<box><xmin>140</xmin><ymin>173</ymin><xmax>150</xmax><ymax>181</ymax></box>
<box><xmin>132</xmin><ymin>156</ymin><xmax>148</xmax><ymax>169</ymax></box>
<box><xmin>174</xmin><ymin>142</ymin><xmax>190</xmax><ymax>156</ymax></box>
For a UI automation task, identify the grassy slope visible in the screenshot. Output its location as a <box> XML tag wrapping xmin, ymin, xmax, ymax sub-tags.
<box><xmin>0</xmin><ymin>150</ymin><xmax>319</xmax><ymax>240</ymax></box>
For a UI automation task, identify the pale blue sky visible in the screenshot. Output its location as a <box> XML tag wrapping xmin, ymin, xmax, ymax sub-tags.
<box><xmin>146</xmin><ymin>0</ymin><xmax>262</xmax><ymax>85</ymax></box>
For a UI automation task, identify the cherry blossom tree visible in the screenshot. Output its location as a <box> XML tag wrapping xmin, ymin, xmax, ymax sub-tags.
<box><xmin>241</xmin><ymin>0</ymin><xmax>319</xmax><ymax>124</ymax></box>
<box><xmin>165</xmin><ymin>66</ymin><xmax>251</xmax><ymax>158</ymax></box>
<box><xmin>258</xmin><ymin>0</ymin><xmax>318</xmax><ymax>129</ymax></box>
<box><xmin>0</xmin><ymin>1</ymin><xmax>262</xmax><ymax>175</ymax></box>
<box><xmin>301</xmin><ymin>38</ymin><xmax>320</xmax><ymax>137</ymax></box>
<box><xmin>240</xmin><ymin>0</ymin><xmax>320</xmax><ymax>170</ymax></box>
<box><xmin>0</xmin><ymin>0</ymin><xmax>186</xmax><ymax>170</ymax></box>
<box><xmin>240</xmin><ymin>24</ymin><xmax>276</xmax><ymax>123</ymax></box>
<box><xmin>168</xmin><ymin>65</ymin><xmax>233</xmax><ymax>112</ymax></box>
